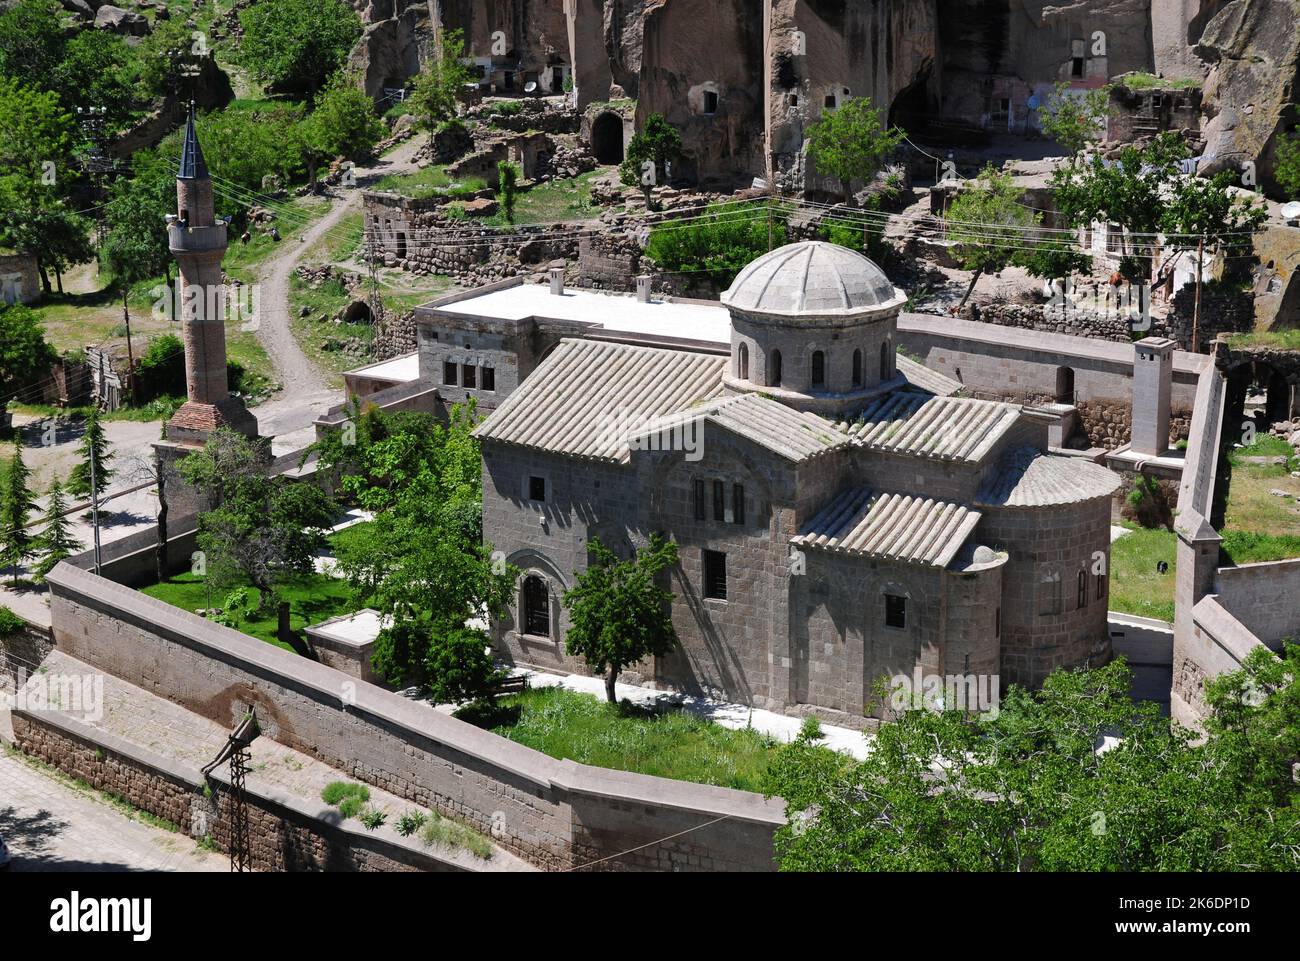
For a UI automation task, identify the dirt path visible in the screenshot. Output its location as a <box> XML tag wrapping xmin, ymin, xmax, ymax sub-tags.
<box><xmin>246</xmin><ymin>138</ymin><xmax>426</xmax><ymax>441</ymax></box>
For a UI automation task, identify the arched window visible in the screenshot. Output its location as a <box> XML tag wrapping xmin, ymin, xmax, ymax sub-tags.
<box><xmin>852</xmin><ymin>348</ymin><xmax>863</xmax><ymax>387</ymax></box>
<box><xmin>811</xmin><ymin>351</ymin><xmax>825</xmax><ymax>388</ymax></box>
<box><xmin>523</xmin><ymin>575</ymin><xmax>550</xmax><ymax>637</ymax></box>
<box><xmin>769</xmin><ymin>349</ymin><xmax>782</xmax><ymax>387</ymax></box>
<box><xmin>737</xmin><ymin>342</ymin><xmax>749</xmax><ymax>380</ymax></box>
<box><xmin>880</xmin><ymin>341</ymin><xmax>891</xmax><ymax>380</ymax></box>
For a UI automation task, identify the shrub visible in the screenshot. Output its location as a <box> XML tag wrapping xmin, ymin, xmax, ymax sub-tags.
<box><xmin>0</xmin><ymin>605</ymin><xmax>25</xmax><ymax>637</ymax></box>
<box><xmin>359</xmin><ymin>807</ymin><xmax>387</xmax><ymax>830</ymax></box>
<box><xmin>321</xmin><ymin>780</ymin><xmax>370</xmax><ymax>808</ymax></box>
<box><xmin>798</xmin><ymin>716</ymin><xmax>823</xmax><ymax>742</ymax></box>
<box><xmin>396</xmin><ymin>810</ymin><xmax>428</xmax><ymax>837</ymax></box>
<box><xmin>645</xmin><ymin>202</ymin><xmax>785</xmax><ymax>289</ymax></box>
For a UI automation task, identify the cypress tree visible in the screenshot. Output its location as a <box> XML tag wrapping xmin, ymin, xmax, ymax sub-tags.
<box><xmin>67</xmin><ymin>408</ymin><xmax>114</xmax><ymax>500</ymax></box>
<box><xmin>34</xmin><ymin>478</ymin><xmax>82</xmax><ymax>581</ymax></box>
<box><xmin>0</xmin><ymin>448</ymin><xmax>36</xmax><ymax>584</ymax></box>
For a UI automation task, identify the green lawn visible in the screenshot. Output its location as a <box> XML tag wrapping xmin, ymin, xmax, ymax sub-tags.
<box><xmin>1109</xmin><ymin>526</ymin><xmax>1178</xmax><ymax>622</ymax></box>
<box><xmin>140</xmin><ymin>571</ymin><xmax>355</xmax><ymax>651</ymax></box>
<box><xmin>490</xmin><ymin>169</ymin><xmax>603</xmax><ymax>225</ymax></box>
<box><xmin>372</xmin><ymin>165</ymin><xmax>486</xmax><ymax>200</ymax></box>
<box><xmin>470</xmin><ymin>686</ymin><xmax>805</xmax><ymax>793</ymax></box>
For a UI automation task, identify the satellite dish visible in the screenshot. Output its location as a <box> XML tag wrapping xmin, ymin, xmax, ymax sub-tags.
<box><xmin>1281</xmin><ymin>201</ymin><xmax>1300</xmax><ymax>222</ymax></box>
<box><xmin>524</xmin><ymin>80</ymin><xmax>538</xmax><ymax>94</ymax></box>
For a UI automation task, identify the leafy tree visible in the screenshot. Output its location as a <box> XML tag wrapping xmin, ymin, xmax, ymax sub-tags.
<box><xmin>136</xmin><ymin>18</ymin><xmax>202</xmax><ymax>101</ymax></box>
<box><xmin>67</xmin><ymin>408</ymin><xmax>114</xmax><ymax>501</ymax></box>
<box><xmin>32</xmin><ymin>478</ymin><xmax>81</xmax><ymax>581</ymax></box>
<box><xmin>52</xmin><ymin>30</ymin><xmax>138</xmax><ymax>132</ymax></box>
<box><xmin>1019</xmin><ymin>236</ymin><xmax>1092</xmax><ymax>287</ymax></box>
<box><xmin>0</xmin><ymin>188</ymin><xmax>94</xmax><ymax>294</ymax></box>
<box><xmin>1275</xmin><ymin>123</ymin><xmax>1300</xmax><ymax>200</ymax></box>
<box><xmin>101</xmin><ymin>174</ymin><xmax>173</xmax><ymax>291</ymax></box>
<box><xmin>0</xmin><ymin>447</ymin><xmax>36</xmax><ymax>584</ymax></box>
<box><xmin>805</xmin><ymin>96</ymin><xmax>906</xmax><ymax>204</ymax></box>
<box><xmin>189</xmin><ymin>105</ymin><xmax>307</xmax><ymax>194</ymax></box>
<box><xmin>944</xmin><ymin>165</ymin><xmax>1037</xmax><ymax>311</ymax></box>
<box><xmin>496</xmin><ymin>160</ymin><xmax>518</xmax><ymax>224</ymax></box>
<box><xmin>1162</xmin><ymin>168</ymin><xmax>1267</xmax><ymax>278</ymax></box>
<box><xmin>620</xmin><ymin>113</ymin><xmax>683</xmax><ymax>206</ymax></box>
<box><xmin>238</xmin><ymin>0</ymin><xmax>363</xmax><ymax>102</ymax></box>
<box><xmin>315</xmin><ymin>401</ymin><xmax>515</xmax><ymax>691</ymax></box>
<box><xmin>0</xmin><ymin>0</ymin><xmax>67</xmax><ymax>91</ymax></box>
<box><xmin>646</xmin><ymin>201</ymin><xmax>787</xmax><ymax>288</ymax></box>
<box><xmin>768</xmin><ymin>650</ymin><xmax>1300</xmax><ymax>871</ymax></box>
<box><xmin>0</xmin><ymin>304</ymin><xmax>56</xmax><ymax>404</ymax></box>
<box><xmin>179</xmin><ymin>429</ymin><xmax>336</xmax><ymax>613</ymax></box>
<box><xmin>408</xmin><ymin>28</ymin><xmax>474</xmax><ymax>135</ymax></box>
<box><xmin>562</xmin><ymin>534</ymin><xmax>679</xmax><ymax>704</ymax></box>
<box><xmin>1037</xmin><ymin>81</ymin><xmax>1109</xmax><ymax>163</ymax></box>
<box><xmin>296</xmin><ymin>70</ymin><xmax>383</xmax><ymax>189</ymax></box>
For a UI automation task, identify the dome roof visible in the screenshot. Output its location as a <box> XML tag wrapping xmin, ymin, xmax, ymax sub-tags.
<box><xmin>722</xmin><ymin>241</ymin><xmax>902</xmax><ymax>316</ymax></box>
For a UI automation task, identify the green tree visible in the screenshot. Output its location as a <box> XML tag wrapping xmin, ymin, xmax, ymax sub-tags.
<box><xmin>67</xmin><ymin>408</ymin><xmax>114</xmax><ymax>501</ymax></box>
<box><xmin>408</xmin><ymin>28</ymin><xmax>474</xmax><ymax>135</ymax></box>
<box><xmin>0</xmin><ymin>304</ymin><xmax>56</xmax><ymax>404</ymax></box>
<box><xmin>944</xmin><ymin>165</ymin><xmax>1037</xmax><ymax>311</ymax></box>
<box><xmin>296</xmin><ymin>70</ymin><xmax>384</xmax><ymax>189</ymax></box>
<box><xmin>1037</xmin><ymin>81</ymin><xmax>1109</xmax><ymax>164</ymax></box>
<box><xmin>1275</xmin><ymin>124</ymin><xmax>1300</xmax><ymax>200</ymax></box>
<box><xmin>238</xmin><ymin>0</ymin><xmax>363</xmax><ymax>103</ymax></box>
<box><xmin>645</xmin><ymin>201</ymin><xmax>786</xmax><ymax>288</ymax></box>
<box><xmin>805</xmin><ymin>96</ymin><xmax>905</xmax><ymax>204</ymax></box>
<box><xmin>101</xmin><ymin>174</ymin><xmax>173</xmax><ymax>290</ymax></box>
<box><xmin>136</xmin><ymin>18</ymin><xmax>201</xmax><ymax>101</ymax></box>
<box><xmin>372</xmin><ymin>618</ymin><xmax>504</xmax><ymax>705</ymax></box>
<box><xmin>179</xmin><ymin>429</ymin><xmax>336</xmax><ymax>613</ymax></box>
<box><xmin>562</xmin><ymin>534</ymin><xmax>679</xmax><ymax>704</ymax></box>
<box><xmin>496</xmin><ymin>160</ymin><xmax>518</xmax><ymax>224</ymax></box>
<box><xmin>0</xmin><ymin>447</ymin><xmax>36</xmax><ymax>584</ymax></box>
<box><xmin>53</xmin><ymin>30</ymin><xmax>138</xmax><ymax>132</ymax></box>
<box><xmin>1018</xmin><ymin>236</ymin><xmax>1092</xmax><ymax>287</ymax></box>
<box><xmin>32</xmin><ymin>478</ymin><xmax>81</xmax><ymax>581</ymax></box>
<box><xmin>766</xmin><ymin>651</ymin><xmax>1300</xmax><ymax>871</ymax></box>
<box><xmin>620</xmin><ymin>113</ymin><xmax>683</xmax><ymax>207</ymax></box>
<box><xmin>0</xmin><ymin>0</ymin><xmax>66</xmax><ymax>91</ymax></box>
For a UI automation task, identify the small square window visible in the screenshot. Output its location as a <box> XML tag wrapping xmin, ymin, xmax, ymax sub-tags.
<box><xmin>481</xmin><ymin>366</ymin><xmax>495</xmax><ymax>392</ymax></box>
<box><xmin>824</xmin><ymin>94</ymin><xmax>836</xmax><ymax>109</ymax></box>
<box><xmin>884</xmin><ymin>594</ymin><xmax>907</xmax><ymax>629</ymax></box>
<box><xmin>703</xmin><ymin>90</ymin><xmax>719</xmax><ymax>114</ymax></box>
<box><xmin>462</xmin><ymin>364</ymin><xmax>477</xmax><ymax>389</ymax></box>
<box><xmin>703</xmin><ymin>550</ymin><xmax>727</xmax><ymax>600</ymax></box>
<box><xmin>528</xmin><ymin>476</ymin><xmax>546</xmax><ymax>502</ymax></box>
<box><xmin>443</xmin><ymin>361</ymin><xmax>458</xmax><ymax>385</ymax></box>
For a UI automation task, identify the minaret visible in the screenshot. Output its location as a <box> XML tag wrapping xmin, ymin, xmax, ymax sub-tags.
<box><xmin>164</xmin><ymin>106</ymin><xmax>257</xmax><ymax>444</ymax></box>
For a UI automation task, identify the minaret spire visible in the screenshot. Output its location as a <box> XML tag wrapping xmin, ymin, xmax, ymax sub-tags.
<box><xmin>177</xmin><ymin>102</ymin><xmax>210</xmax><ymax>182</ymax></box>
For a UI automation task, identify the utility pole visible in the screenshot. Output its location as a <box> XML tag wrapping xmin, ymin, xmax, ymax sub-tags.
<box><xmin>1192</xmin><ymin>234</ymin><xmax>1204</xmax><ymax>353</ymax></box>
<box><xmin>767</xmin><ymin>203</ymin><xmax>774</xmax><ymax>252</ymax></box>
<box><xmin>121</xmin><ymin>289</ymin><xmax>137</xmax><ymax>405</ymax></box>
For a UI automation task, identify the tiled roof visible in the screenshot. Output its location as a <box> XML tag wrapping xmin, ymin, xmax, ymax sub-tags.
<box><xmin>838</xmin><ymin>393</ymin><xmax>1019</xmax><ymax>462</ymax></box>
<box><xmin>976</xmin><ymin>447</ymin><xmax>1122</xmax><ymax>507</ymax></box>
<box><xmin>471</xmin><ymin>339</ymin><xmax>725</xmax><ymax>463</ymax></box>
<box><xmin>722</xmin><ymin>241</ymin><xmax>902</xmax><ymax>315</ymax></box>
<box><xmin>792</xmin><ymin>487</ymin><xmax>981</xmax><ymax>567</ymax></box>
<box><xmin>895</xmin><ymin>354</ymin><xmax>963</xmax><ymax>397</ymax></box>
<box><xmin>636</xmin><ymin>393</ymin><xmax>850</xmax><ymax>463</ymax></box>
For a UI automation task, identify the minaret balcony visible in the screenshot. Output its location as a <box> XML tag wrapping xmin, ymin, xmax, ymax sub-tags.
<box><xmin>169</xmin><ymin>223</ymin><xmax>227</xmax><ymax>254</ymax></box>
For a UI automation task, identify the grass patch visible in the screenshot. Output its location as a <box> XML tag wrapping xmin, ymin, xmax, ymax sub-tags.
<box><xmin>1220</xmin><ymin>529</ymin><xmax>1300</xmax><ymax>564</ymax></box>
<box><xmin>484</xmin><ymin>169</ymin><xmax>602</xmax><ymax>225</ymax></box>
<box><xmin>1224</xmin><ymin>330</ymin><xmax>1300</xmax><ymax>351</ymax></box>
<box><xmin>140</xmin><ymin>571</ymin><xmax>355</xmax><ymax>651</ymax></box>
<box><xmin>471</xmin><ymin>686</ymin><xmax>789</xmax><ymax>793</ymax></box>
<box><xmin>1109</xmin><ymin>526</ymin><xmax>1177</xmax><ymax>622</ymax></box>
<box><xmin>373</xmin><ymin>165</ymin><xmax>486</xmax><ymax>200</ymax></box>
<box><xmin>1118</xmin><ymin>72</ymin><xmax>1201</xmax><ymax>90</ymax></box>
<box><xmin>419</xmin><ymin>810</ymin><xmax>493</xmax><ymax>859</ymax></box>
<box><xmin>1221</xmin><ymin>460</ymin><xmax>1300</xmax><ymax>542</ymax></box>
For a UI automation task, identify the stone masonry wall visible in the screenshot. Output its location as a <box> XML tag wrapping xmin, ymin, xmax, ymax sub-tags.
<box><xmin>1214</xmin><ymin>557</ymin><xmax>1300</xmax><ymax>647</ymax></box>
<box><xmin>43</xmin><ymin>563</ymin><xmax>783</xmax><ymax>871</ymax></box>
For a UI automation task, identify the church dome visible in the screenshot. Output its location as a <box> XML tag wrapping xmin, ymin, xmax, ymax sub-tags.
<box><xmin>722</xmin><ymin>240</ymin><xmax>903</xmax><ymax>317</ymax></box>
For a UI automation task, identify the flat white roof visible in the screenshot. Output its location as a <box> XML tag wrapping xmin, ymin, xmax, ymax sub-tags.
<box><xmin>349</xmin><ymin>352</ymin><xmax>420</xmax><ymax>382</ymax></box>
<box><xmin>306</xmin><ymin>609</ymin><xmax>388</xmax><ymax>648</ymax></box>
<box><xmin>437</xmin><ymin>284</ymin><xmax>732</xmax><ymax>347</ymax></box>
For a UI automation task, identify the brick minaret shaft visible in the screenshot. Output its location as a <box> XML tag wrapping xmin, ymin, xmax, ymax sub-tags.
<box><xmin>166</xmin><ymin>106</ymin><xmax>257</xmax><ymax>443</ymax></box>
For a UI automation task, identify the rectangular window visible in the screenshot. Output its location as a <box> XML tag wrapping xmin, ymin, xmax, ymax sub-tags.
<box><xmin>1097</xmin><ymin>572</ymin><xmax>1106</xmax><ymax>599</ymax></box>
<box><xmin>528</xmin><ymin>476</ymin><xmax>546</xmax><ymax>502</ymax></box>
<box><xmin>443</xmin><ymin>361</ymin><xmax>458</xmax><ymax>385</ymax></box>
<box><xmin>712</xmin><ymin>480</ymin><xmax>725</xmax><ymax>522</ymax></box>
<box><xmin>703</xmin><ymin>550</ymin><xmax>727</xmax><ymax>600</ymax></box>
<box><xmin>884</xmin><ymin>594</ymin><xmax>907</xmax><ymax>629</ymax></box>
<box><xmin>693</xmin><ymin>479</ymin><xmax>706</xmax><ymax>520</ymax></box>
<box><xmin>703</xmin><ymin>90</ymin><xmax>718</xmax><ymax>114</ymax></box>
<box><xmin>481</xmin><ymin>366</ymin><xmax>495</xmax><ymax>392</ymax></box>
<box><xmin>462</xmin><ymin>364</ymin><xmax>477</xmax><ymax>389</ymax></box>
<box><xmin>732</xmin><ymin>484</ymin><xmax>744</xmax><ymax>525</ymax></box>
<box><xmin>1038</xmin><ymin>574</ymin><xmax>1062</xmax><ymax>616</ymax></box>
<box><xmin>1077</xmin><ymin>570</ymin><xmax>1088</xmax><ymax>608</ymax></box>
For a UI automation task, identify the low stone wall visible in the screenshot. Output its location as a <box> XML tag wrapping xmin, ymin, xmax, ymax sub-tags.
<box><xmin>1173</xmin><ymin>596</ymin><xmax>1270</xmax><ymax>721</ymax></box>
<box><xmin>1215</xmin><ymin>557</ymin><xmax>1300</xmax><ymax>647</ymax></box>
<box><xmin>970</xmin><ymin>300</ymin><xmax>1171</xmax><ymax>344</ymax></box>
<box><xmin>1166</xmin><ymin>283</ymin><xmax>1255</xmax><ymax>350</ymax></box>
<box><xmin>10</xmin><ymin>711</ymin><xmax>461</xmax><ymax>873</ymax></box>
<box><xmin>43</xmin><ymin>562</ymin><xmax>783</xmax><ymax>871</ymax></box>
<box><xmin>0</xmin><ymin>619</ymin><xmax>53</xmax><ymax>686</ymax></box>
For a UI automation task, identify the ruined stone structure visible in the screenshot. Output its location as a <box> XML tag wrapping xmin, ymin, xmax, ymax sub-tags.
<box><xmin>0</xmin><ymin>250</ymin><xmax>39</xmax><ymax>305</ymax></box>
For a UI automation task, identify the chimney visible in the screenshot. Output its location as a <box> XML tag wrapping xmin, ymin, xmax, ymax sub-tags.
<box><xmin>1131</xmin><ymin>337</ymin><xmax>1175</xmax><ymax>456</ymax></box>
<box><xmin>549</xmin><ymin>268</ymin><xmax>564</xmax><ymax>295</ymax></box>
<box><xmin>636</xmin><ymin>275</ymin><xmax>652</xmax><ymax>303</ymax></box>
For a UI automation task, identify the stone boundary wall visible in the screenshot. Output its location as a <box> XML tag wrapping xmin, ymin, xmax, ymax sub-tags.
<box><xmin>970</xmin><ymin>300</ymin><xmax>1171</xmax><ymax>344</ymax></box>
<box><xmin>42</xmin><ymin>562</ymin><xmax>783</xmax><ymax>871</ymax></box>
<box><xmin>1174</xmin><ymin>597</ymin><xmax>1269</xmax><ymax>719</ymax></box>
<box><xmin>896</xmin><ymin>313</ymin><xmax>1202</xmax><ymax>449</ymax></box>
<box><xmin>1215</xmin><ymin>558</ymin><xmax>1300</xmax><ymax>647</ymax></box>
<box><xmin>10</xmin><ymin>710</ymin><xmax>464</xmax><ymax>873</ymax></box>
<box><xmin>0</xmin><ymin>620</ymin><xmax>53</xmax><ymax>687</ymax></box>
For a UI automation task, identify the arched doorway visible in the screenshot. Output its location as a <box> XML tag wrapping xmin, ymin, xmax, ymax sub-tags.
<box><xmin>591</xmin><ymin>112</ymin><xmax>624</xmax><ymax>165</ymax></box>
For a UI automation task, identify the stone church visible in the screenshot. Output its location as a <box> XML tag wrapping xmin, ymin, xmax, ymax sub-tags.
<box><xmin>445</xmin><ymin>241</ymin><xmax>1121</xmax><ymax>725</ymax></box>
